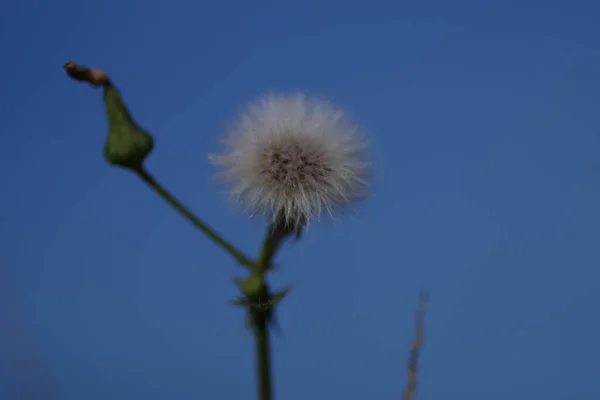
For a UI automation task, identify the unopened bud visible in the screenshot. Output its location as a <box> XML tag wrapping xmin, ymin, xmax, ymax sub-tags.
<box><xmin>103</xmin><ymin>84</ymin><xmax>154</xmax><ymax>170</ymax></box>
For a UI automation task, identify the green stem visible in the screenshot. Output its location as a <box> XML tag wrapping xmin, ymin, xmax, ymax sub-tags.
<box><xmin>255</xmin><ymin>314</ymin><xmax>272</xmax><ymax>400</ymax></box>
<box><xmin>135</xmin><ymin>167</ymin><xmax>254</xmax><ymax>269</ymax></box>
<box><xmin>256</xmin><ymin>222</ymin><xmax>290</xmax><ymax>274</ymax></box>
<box><xmin>252</xmin><ymin>223</ymin><xmax>291</xmax><ymax>400</ymax></box>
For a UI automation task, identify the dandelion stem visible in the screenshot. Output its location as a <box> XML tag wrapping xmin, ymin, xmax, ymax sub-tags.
<box><xmin>256</xmin><ymin>222</ymin><xmax>289</xmax><ymax>274</ymax></box>
<box><xmin>251</xmin><ymin>224</ymin><xmax>290</xmax><ymax>400</ymax></box>
<box><xmin>135</xmin><ymin>167</ymin><xmax>254</xmax><ymax>269</ymax></box>
<box><xmin>255</xmin><ymin>314</ymin><xmax>273</xmax><ymax>400</ymax></box>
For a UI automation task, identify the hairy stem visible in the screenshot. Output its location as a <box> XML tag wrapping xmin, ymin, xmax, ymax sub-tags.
<box><xmin>135</xmin><ymin>167</ymin><xmax>254</xmax><ymax>269</ymax></box>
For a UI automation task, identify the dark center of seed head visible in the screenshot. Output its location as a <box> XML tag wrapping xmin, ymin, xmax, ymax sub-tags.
<box><xmin>261</xmin><ymin>140</ymin><xmax>330</xmax><ymax>186</ymax></box>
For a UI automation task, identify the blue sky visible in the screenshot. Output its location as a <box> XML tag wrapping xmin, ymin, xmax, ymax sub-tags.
<box><xmin>1</xmin><ymin>0</ymin><xmax>599</xmax><ymax>399</ymax></box>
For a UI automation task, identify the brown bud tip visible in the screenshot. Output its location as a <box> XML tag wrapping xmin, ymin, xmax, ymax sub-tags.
<box><xmin>63</xmin><ymin>61</ymin><xmax>110</xmax><ymax>87</ymax></box>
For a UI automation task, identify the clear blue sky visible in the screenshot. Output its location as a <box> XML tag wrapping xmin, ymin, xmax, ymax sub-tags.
<box><xmin>1</xmin><ymin>0</ymin><xmax>599</xmax><ymax>399</ymax></box>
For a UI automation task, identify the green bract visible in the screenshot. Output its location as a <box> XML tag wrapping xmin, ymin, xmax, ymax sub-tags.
<box><xmin>103</xmin><ymin>85</ymin><xmax>154</xmax><ymax>170</ymax></box>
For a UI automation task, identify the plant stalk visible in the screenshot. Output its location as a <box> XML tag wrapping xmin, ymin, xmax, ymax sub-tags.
<box><xmin>135</xmin><ymin>167</ymin><xmax>254</xmax><ymax>269</ymax></box>
<box><xmin>252</xmin><ymin>220</ymin><xmax>293</xmax><ymax>400</ymax></box>
<box><xmin>255</xmin><ymin>314</ymin><xmax>273</xmax><ymax>400</ymax></box>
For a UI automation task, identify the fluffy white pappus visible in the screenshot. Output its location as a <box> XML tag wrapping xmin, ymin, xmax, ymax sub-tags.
<box><xmin>209</xmin><ymin>93</ymin><xmax>371</xmax><ymax>230</ymax></box>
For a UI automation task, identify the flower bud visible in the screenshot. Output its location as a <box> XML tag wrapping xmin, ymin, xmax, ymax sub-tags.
<box><xmin>103</xmin><ymin>84</ymin><xmax>154</xmax><ymax>170</ymax></box>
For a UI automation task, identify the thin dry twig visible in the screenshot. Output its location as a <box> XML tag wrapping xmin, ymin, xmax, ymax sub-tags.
<box><xmin>402</xmin><ymin>292</ymin><xmax>428</xmax><ymax>400</ymax></box>
<box><xmin>63</xmin><ymin>61</ymin><xmax>110</xmax><ymax>87</ymax></box>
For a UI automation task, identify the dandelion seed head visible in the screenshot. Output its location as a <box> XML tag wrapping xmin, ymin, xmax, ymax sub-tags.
<box><xmin>209</xmin><ymin>93</ymin><xmax>370</xmax><ymax>231</ymax></box>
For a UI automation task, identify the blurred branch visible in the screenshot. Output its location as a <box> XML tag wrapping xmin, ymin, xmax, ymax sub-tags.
<box><xmin>402</xmin><ymin>292</ymin><xmax>428</xmax><ymax>400</ymax></box>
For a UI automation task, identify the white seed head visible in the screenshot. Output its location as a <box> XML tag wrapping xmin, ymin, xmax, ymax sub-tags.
<box><xmin>209</xmin><ymin>93</ymin><xmax>370</xmax><ymax>231</ymax></box>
